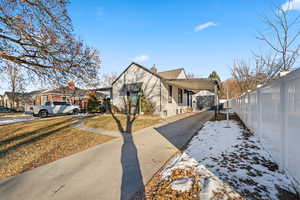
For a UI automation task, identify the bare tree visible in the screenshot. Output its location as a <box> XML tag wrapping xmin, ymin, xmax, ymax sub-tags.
<box><xmin>186</xmin><ymin>72</ymin><xmax>196</xmax><ymax>78</ymax></box>
<box><xmin>100</xmin><ymin>72</ymin><xmax>118</xmax><ymax>87</ymax></box>
<box><xmin>253</xmin><ymin>52</ymin><xmax>280</xmax><ymax>83</ymax></box>
<box><xmin>4</xmin><ymin>63</ymin><xmax>26</xmax><ymax>109</ymax></box>
<box><xmin>220</xmin><ymin>79</ymin><xmax>242</xmax><ymax>99</ymax></box>
<box><xmin>109</xmin><ymin>94</ymin><xmax>139</xmax><ymax>133</ymax></box>
<box><xmin>257</xmin><ymin>5</ymin><xmax>300</xmax><ymax>74</ymax></box>
<box><xmin>0</xmin><ymin>0</ymin><xmax>100</xmax><ymax>85</ymax></box>
<box><xmin>231</xmin><ymin>59</ymin><xmax>257</xmax><ymax>94</ymax></box>
<box><xmin>107</xmin><ymin>66</ymin><xmax>159</xmax><ymax>133</ymax></box>
<box><xmin>106</xmin><ymin>70</ymin><xmax>160</xmax><ymax>199</ymax></box>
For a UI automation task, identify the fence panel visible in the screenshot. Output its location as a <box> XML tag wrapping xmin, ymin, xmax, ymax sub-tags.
<box><xmin>285</xmin><ymin>71</ymin><xmax>300</xmax><ymax>186</ymax></box>
<box><xmin>249</xmin><ymin>91</ymin><xmax>258</xmax><ymax>131</ymax></box>
<box><xmin>229</xmin><ymin>68</ymin><xmax>300</xmax><ymax>187</ymax></box>
<box><xmin>260</xmin><ymin>82</ymin><xmax>282</xmax><ymax>165</ymax></box>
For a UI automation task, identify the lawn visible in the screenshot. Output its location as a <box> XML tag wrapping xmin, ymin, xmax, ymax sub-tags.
<box><xmin>83</xmin><ymin>114</ymin><xmax>162</xmax><ymax>133</ymax></box>
<box><xmin>0</xmin><ymin>116</ymin><xmax>114</xmax><ymax>179</ymax></box>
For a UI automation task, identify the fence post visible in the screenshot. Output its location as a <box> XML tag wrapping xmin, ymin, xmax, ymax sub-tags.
<box><xmin>247</xmin><ymin>92</ymin><xmax>251</xmax><ymax>129</ymax></box>
<box><xmin>257</xmin><ymin>88</ymin><xmax>262</xmax><ymax>142</ymax></box>
<box><xmin>246</xmin><ymin>92</ymin><xmax>250</xmax><ymax>126</ymax></box>
<box><xmin>280</xmin><ymin>78</ymin><xmax>287</xmax><ymax>170</ymax></box>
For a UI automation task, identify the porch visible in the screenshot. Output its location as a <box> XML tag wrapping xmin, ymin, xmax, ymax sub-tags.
<box><xmin>161</xmin><ymin>78</ymin><xmax>219</xmax><ymax>117</ymax></box>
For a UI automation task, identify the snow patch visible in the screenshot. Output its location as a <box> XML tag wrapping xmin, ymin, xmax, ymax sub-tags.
<box><xmin>220</xmin><ymin>108</ymin><xmax>235</xmax><ymax>114</ymax></box>
<box><xmin>157</xmin><ymin>120</ymin><xmax>298</xmax><ymax>199</ymax></box>
<box><xmin>0</xmin><ymin>118</ymin><xmax>35</xmax><ymax>125</ymax></box>
<box><xmin>171</xmin><ymin>177</ymin><xmax>193</xmax><ymax>192</ymax></box>
<box><xmin>161</xmin><ymin>153</ymin><xmax>198</xmax><ymax>179</ymax></box>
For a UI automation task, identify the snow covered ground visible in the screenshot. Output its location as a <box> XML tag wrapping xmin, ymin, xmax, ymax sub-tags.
<box><xmin>0</xmin><ymin>113</ymin><xmax>90</xmax><ymax>125</ymax></box>
<box><xmin>0</xmin><ymin>118</ymin><xmax>36</xmax><ymax>125</ymax></box>
<box><xmin>0</xmin><ymin>114</ymin><xmax>37</xmax><ymax>125</ymax></box>
<box><xmin>145</xmin><ymin>119</ymin><xmax>299</xmax><ymax>200</ymax></box>
<box><xmin>219</xmin><ymin>108</ymin><xmax>235</xmax><ymax>114</ymax></box>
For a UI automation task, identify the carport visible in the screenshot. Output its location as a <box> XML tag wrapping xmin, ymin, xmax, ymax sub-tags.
<box><xmin>163</xmin><ymin>78</ymin><xmax>220</xmax><ymax>107</ymax></box>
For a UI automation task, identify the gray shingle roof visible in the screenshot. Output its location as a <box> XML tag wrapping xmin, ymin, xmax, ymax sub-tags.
<box><xmin>158</xmin><ymin>68</ymin><xmax>184</xmax><ymax>79</ymax></box>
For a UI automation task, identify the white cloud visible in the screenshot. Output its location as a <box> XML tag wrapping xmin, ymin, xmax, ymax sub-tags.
<box><xmin>281</xmin><ymin>0</ymin><xmax>300</xmax><ymax>11</ymax></box>
<box><xmin>194</xmin><ymin>22</ymin><xmax>217</xmax><ymax>32</ymax></box>
<box><xmin>133</xmin><ymin>55</ymin><xmax>149</xmax><ymax>63</ymax></box>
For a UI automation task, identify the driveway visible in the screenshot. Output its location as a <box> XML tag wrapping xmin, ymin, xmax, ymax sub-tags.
<box><xmin>0</xmin><ymin>111</ymin><xmax>214</xmax><ymax>200</ymax></box>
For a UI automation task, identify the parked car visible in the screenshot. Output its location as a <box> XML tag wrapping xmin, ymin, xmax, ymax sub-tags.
<box><xmin>0</xmin><ymin>106</ymin><xmax>15</xmax><ymax>113</ymax></box>
<box><xmin>0</xmin><ymin>106</ymin><xmax>9</xmax><ymax>113</ymax></box>
<box><xmin>32</xmin><ymin>101</ymin><xmax>80</xmax><ymax>118</ymax></box>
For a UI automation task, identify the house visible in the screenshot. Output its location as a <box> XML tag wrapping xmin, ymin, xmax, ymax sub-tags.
<box><xmin>0</xmin><ymin>95</ymin><xmax>3</xmax><ymax>106</ymax></box>
<box><xmin>1</xmin><ymin>81</ymin><xmax>108</xmax><ymax>113</ymax></box>
<box><xmin>3</xmin><ymin>92</ymin><xmax>26</xmax><ymax>111</ymax></box>
<box><xmin>33</xmin><ymin>81</ymin><xmax>107</xmax><ymax>112</ymax></box>
<box><xmin>2</xmin><ymin>90</ymin><xmax>46</xmax><ymax>111</ymax></box>
<box><xmin>111</xmin><ymin>62</ymin><xmax>219</xmax><ymax>117</ymax></box>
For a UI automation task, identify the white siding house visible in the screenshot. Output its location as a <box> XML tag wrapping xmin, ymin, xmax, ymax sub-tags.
<box><xmin>111</xmin><ymin>62</ymin><xmax>219</xmax><ymax>117</ymax></box>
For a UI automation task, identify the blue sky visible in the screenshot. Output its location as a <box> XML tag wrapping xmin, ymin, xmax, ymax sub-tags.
<box><xmin>1</xmin><ymin>0</ymin><xmax>298</xmax><ymax>94</ymax></box>
<box><xmin>68</xmin><ymin>0</ymin><xmax>288</xmax><ymax>80</ymax></box>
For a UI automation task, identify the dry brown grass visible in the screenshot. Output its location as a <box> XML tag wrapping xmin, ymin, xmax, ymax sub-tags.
<box><xmin>0</xmin><ymin>116</ymin><xmax>114</xmax><ymax>179</ymax></box>
<box><xmin>83</xmin><ymin>114</ymin><xmax>161</xmax><ymax>133</ymax></box>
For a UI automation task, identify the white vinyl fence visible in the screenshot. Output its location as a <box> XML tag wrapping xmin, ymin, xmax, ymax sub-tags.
<box><xmin>229</xmin><ymin>68</ymin><xmax>300</xmax><ymax>188</ymax></box>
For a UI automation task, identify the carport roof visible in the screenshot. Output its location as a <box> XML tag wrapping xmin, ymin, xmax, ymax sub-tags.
<box><xmin>164</xmin><ymin>78</ymin><xmax>219</xmax><ymax>92</ymax></box>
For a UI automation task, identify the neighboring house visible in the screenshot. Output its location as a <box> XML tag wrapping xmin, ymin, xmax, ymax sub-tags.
<box><xmin>2</xmin><ymin>90</ymin><xmax>46</xmax><ymax>111</ymax></box>
<box><xmin>111</xmin><ymin>62</ymin><xmax>219</xmax><ymax>117</ymax></box>
<box><xmin>0</xmin><ymin>95</ymin><xmax>3</xmax><ymax>106</ymax></box>
<box><xmin>1</xmin><ymin>81</ymin><xmax>107</xmax><ymax>113</ymax></box>
<box><xmin>33</xmin><ymin>81</ymin><xmax>106</xmax><ymax>112</ymax></box>
<box><xmin>23</xmin><ymin>89</ymin><xmax>47</xmax><ymax>112</ymax></box>
<box><xmin>3</xmin><ymin>92</ymin><xmax>28</xmax><ymax>111</ymax></box>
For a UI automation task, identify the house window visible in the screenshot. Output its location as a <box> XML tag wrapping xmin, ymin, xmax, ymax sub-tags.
<box><xmin>168</xmin><ymin>85</ymin><xmax>172</xmax><ymax>103</ymax></box>
<box><xmin>178</xmin><ymin>88</ymin><xmax>183</xmax><ymax>104</ymax></box>
<box><xmin>129</xmin><ymin>92</ymin><xmax>139</xmax><ymax>106</ymax></box>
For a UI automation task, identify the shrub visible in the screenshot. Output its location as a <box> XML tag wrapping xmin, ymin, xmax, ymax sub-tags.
<box><xmin>87</xmin><ymin>94</ymin><xmax>100</xmax><ymax>113</ymax></box>
<box><xmin>141</xmin><ymin>95</ymin><xmax>155</xmax><ymax>115</ymax></box>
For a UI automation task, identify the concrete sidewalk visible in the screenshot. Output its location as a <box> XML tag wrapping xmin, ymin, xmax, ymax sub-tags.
<box><xmin>0</xmin><ymin>111</ymin><xmax>213</xmax><ymax>200</ymax></box>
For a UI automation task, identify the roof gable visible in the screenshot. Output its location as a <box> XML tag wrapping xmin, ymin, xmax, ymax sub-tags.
<box><xmin>111</xmin><ymin>62</ymin><xmax>162</xmax><ymax>85</ymax></box>
<box><xmin>4</xmin><ymin>92</ymin><xmax>23</xmax><ymax>99</ymax></box>
<box><xmin>158</xmin><ymin>68</ymin><xmax>186</xmax><ymax>79</ymax></box>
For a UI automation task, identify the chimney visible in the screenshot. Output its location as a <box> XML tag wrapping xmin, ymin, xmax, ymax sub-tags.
<box><xmin>150</xmin><ymin>64</ymin><xmax>157</xmax><ymax>73</ymax></box>
<box><xmin>67</xmin><ymin>81</ymin><xmax>75</xmax><ymax>90</ymax></box>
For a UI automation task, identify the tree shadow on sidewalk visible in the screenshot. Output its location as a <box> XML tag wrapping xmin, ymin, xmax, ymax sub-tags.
<box><xmin>109</xmin><ymin>100</ymin><xmax>145</xmax><ymax>200</ymax></box>
<box><xmin>120</xmin><ymin>132</ymin><xmax>144</xmax><ymax>200</ymax></box>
